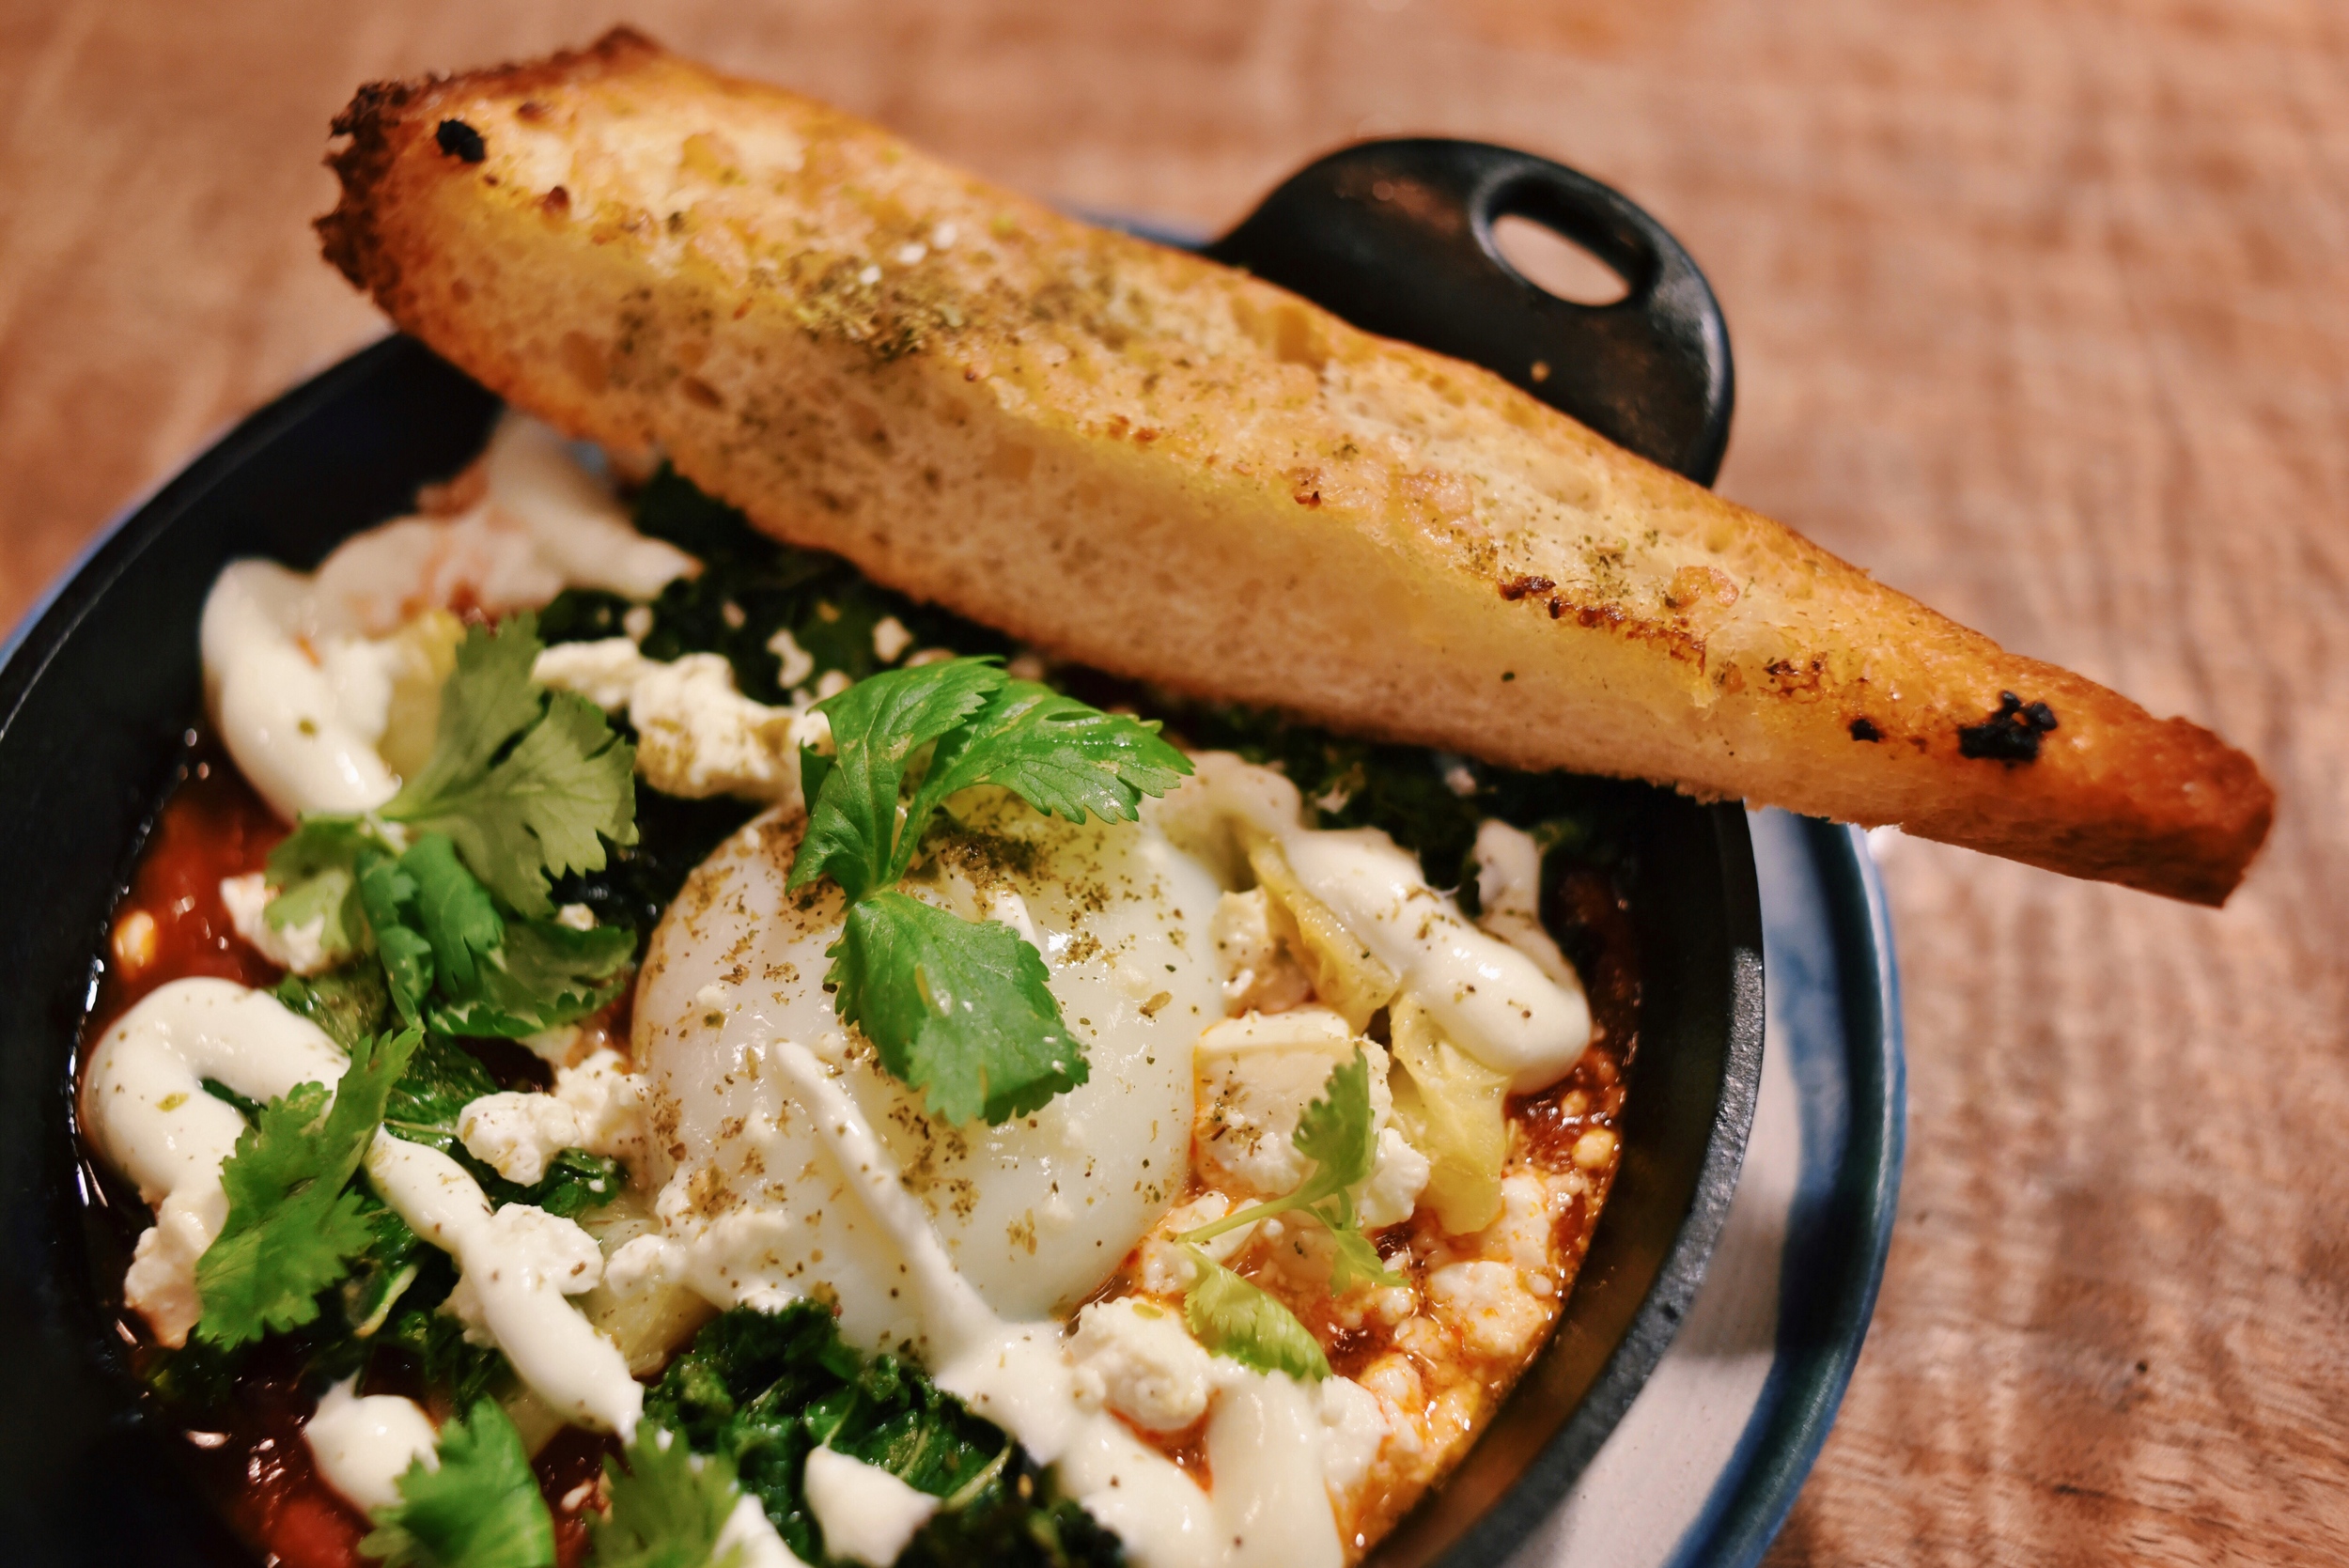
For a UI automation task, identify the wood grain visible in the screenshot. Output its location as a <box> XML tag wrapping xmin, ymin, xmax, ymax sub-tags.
<box><xmin>2</xmin><ymin>1</ymin><xmax>2342</xmax><ymax>1560</ymax></box>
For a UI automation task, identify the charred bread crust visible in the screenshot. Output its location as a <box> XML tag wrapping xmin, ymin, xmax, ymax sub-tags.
<box><xmin>315</xmin><ymin>30</ymin><xmax>2275</xmax><ymax>905</ymax></box>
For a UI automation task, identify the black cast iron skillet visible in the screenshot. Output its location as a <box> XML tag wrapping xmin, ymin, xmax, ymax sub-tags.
<box><xmin>0</xmin><ymin>140</ymin><xmax>1761</xmax><ymax>1566</ymax></box>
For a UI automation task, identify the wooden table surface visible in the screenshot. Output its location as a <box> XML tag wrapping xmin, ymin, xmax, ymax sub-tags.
<box><xmin>4</xmin><ymin>1</ymin><xmax>2343</xmax><ymax>1561</ymax></box>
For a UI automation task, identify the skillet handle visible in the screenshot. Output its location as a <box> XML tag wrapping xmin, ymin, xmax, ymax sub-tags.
<box><xmin>1202</xmin><ymin>138</ymin><xmax>1734</xmax><ymax>486</ymax></box>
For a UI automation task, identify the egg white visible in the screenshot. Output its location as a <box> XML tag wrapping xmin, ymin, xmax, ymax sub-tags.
<box><xmin>634</xmin><ymin>789</ymin><xmax>1226</xmax><ymax>1350</ymax></box>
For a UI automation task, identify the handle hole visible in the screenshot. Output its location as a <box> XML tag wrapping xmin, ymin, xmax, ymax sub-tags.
<box><xmin>1491</xmin><ymin>213</ymin><xmax>1631</xmax><ymax>306</ymax></box>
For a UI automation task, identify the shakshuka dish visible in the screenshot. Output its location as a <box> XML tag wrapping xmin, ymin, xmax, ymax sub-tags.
<box><xmin>77</xmin><ymin>413</ymin><xmax>1641</xmax><ymax>1568</ymax></box>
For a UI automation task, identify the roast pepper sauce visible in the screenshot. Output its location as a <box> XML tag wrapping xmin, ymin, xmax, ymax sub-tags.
<box><xmin>84</xmin><ymin>738</ymin><xmax>620</xmax><ymax>1568</ymax></box>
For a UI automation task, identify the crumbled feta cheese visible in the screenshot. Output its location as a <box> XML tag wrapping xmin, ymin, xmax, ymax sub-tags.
<box><xmin>801</xmin><ymin>1447</ymin><xmax>939</xmax><ymax>1567</ymax></box>
<box><xmin>1153</xmin><ymin>1191</ymin><xmax>1255</xmax><ymax>1267</ymax></box>
<box><xmin>1317</xmin><ymin>1375</ymin><xmax>1391</xmax><ymax>1492</ymax></box>
<box><xmin>766</xmin><ymin>626</ymin><xmax>816</xmax><ymax>689</ymax></box>
<box><xmin>1209</xmin><ymin>888</ymin><xmax>1315</xmax><ymax>1014</ymax></box>
<box><xmin>457</xmin><ymin>1048</ymin><xmax>649</xmax><ymax>1183</ymax></box>
<box><xmin>123</xmin><ymin>1204</ymin><xmax>213</xmax><ymax>1350</ymax></box>
<box><xmin>629</xmin><ymin>654</ymin><xmax>809</xmax><ymax>802</ymax></box>
<box><xmin>459</xmin><ymin>1092</ymin><xmax>582</xmax><ymax>1185</ymax></box>
<box><xmin>534</xmin><ymin>644</ymin><xmax>815</xmax><ymax>804</ymax></box>
<box><xmin>601</xmin><ymin>1233</ymin><xmax>683</xmax><ymax>1296</ymax></box>
<box><xmin>554</xmin><ymin>1048</ymin><xmax>651</xmax><ymax>1166</ymax></box>
<box><xmin>304</xmin><ymin>1377</ymin><xmax>438</xmax><ymax>1515</ymax></box>
<box><xmin>556</xmin><ymin>903</ymin><xmax>598</xmax><ymax>932</ymax></box>
<box><xmin>218</xmin><ymin>871</ymin><xmax>334</xmax><ymax>975</ymax></box>
<box><xmin>1193</xmin><ymin>1008</ymin><xmax>1392</xmax><ymax>1194</ymax></box>
<box><xmin>371</xmin><ymin>1138</ymin><xmax>645</xmax><ymax>1436</ymax></box>
<box><xmin>1068</xmin><ymin>1297</ymin><xmax>1215</xmax><ymax>1432</ymax></box>
<box><xmin>534</xmin><ymin>637</ymin><xmax>658</xmax><ymax>711</ymax></box>
<box><xmin>1480</xmin><ymin>1172</ymin><xmax>1564</xmax><ymax>1272</ymax></box>
<box><xmin>814</xmin><ymin>669</ymin><xmax>854</xmax><ymax>700</ymax></box>
<box><xmin>1352</xmin><ymin>1126</ymin><xmax>1432</xmax><ymax>1229</ymax></box>
<box><xmin>623</xmin><ymin>603</ymin><xmax>655</xmax><ymax>642</ymax></box>
<box><xmin>1426</xmin><ymin>1260</ymin><xmax>1549</xmax><ymax>1358</ymax></box>
<box><xmin>870</xmin><ymin>615</ymin><xmax>913</xmax><ymax>663</ymax></box>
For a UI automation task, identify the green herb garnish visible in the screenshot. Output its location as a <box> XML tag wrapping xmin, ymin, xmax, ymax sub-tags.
<box><xmin>361</xmin><ymin>1399</ymin><xmax>556</xmax><ymax>1568</ymax></box>
<box><xmin>786</xmin><ymin>657</ymin><xmax>1190</xmax><ymax>1124</ymax></box>
<box><xmin>262</xmin><ymin>615</ymin><xmax>637</xmax><ymax>1038</ymax></box>
<box><xmin>193</xmin><ymin>1026</ymin><xmax>421</xmax><ymax>1348</ymax></box>
<box><xmin>1180</xmin><ymin>1249</ymin><xmax>1331</xmax><ymax>1382</ymax></box>
<box><xmin>1174</xmin><ymin>1047</ymin><xmax>1402</xmax><ymax>1370</ymax></box>
<box><xmin>588</xmin><ymin>1428</ymin><xmax>747</xmax><ymax>1568</ymax></box>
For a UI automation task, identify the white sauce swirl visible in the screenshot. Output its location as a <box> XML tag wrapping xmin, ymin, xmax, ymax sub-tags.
<box><xmin>365</xmin><ymin>1133</ymin><xmax>644</xmax><ymax>1438</ymax></box>
<box><xmin>303</xmin><ymin>1377</ymin><xmax>437</xmax><ymax>1515</ymax></box>
<box><xmin>80</xmin><ymin>979</ymin><xmax>349</xmax><ymax>1346</ymax></box>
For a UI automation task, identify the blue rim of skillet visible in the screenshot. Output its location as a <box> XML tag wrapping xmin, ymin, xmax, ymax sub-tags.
<box><xmin>1669</xmin><ymin>815</ymin><xmax>1903</xmax><ymax>1568</ymax></box>
<box><xmin>0</xmin><ymin>138</ymin><xmax>1886</xmax><ymax>1566</ymax></box>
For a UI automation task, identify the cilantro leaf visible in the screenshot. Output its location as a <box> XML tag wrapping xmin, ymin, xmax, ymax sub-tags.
<box><xmin>909</xmin><ymin>679</ymin><xmax>1191</xmax><ymax>832</ymax></box>
<box><xmin>1180</xmin><ymin>1249</ymin><xmax>1330</xmax><ymax>1382</ymax></box>
<box><xmin>1292</xmin><ymin>1047</ymin><xmax>1383</xmax><ymax>1193</ymax></box>
<box><xmin>588</xmin><ymin>1429</ymin><xmax>745</xmax><ymax>1568</ymax></box>
<box><xmin>361</xmin><ymin>1399</ymin><xmax>556</xmax><ymax>1568</ymax></box>
<box><xmin>194</xmin><ymin>1026</ymin><xmax>423</xmax><ymax>1347</ymax></box>
<box><xmin>784</xmin><ymin>658</ymin><xmax>1195</xmax><ymax>1126</ymax></box>
<box><xmin>402</xmin><ymin>834</ymin><xmax>505</xmax><ymax>995</ymax></box>
<box><xmin>429</xmin><ymin>916</ymin><xmax>635</xmax><ymax>1038</ymax></box>
<box><xmin>832</xmin><ymin>891</ymin><xmax>1086</xmax><ymax>1125</ymax></box>
<box><xmin>1178</xmin><ymin>1048</ymin><xmax>1402</xmax><ymax>1293</ymax></box>
<box><xmin>264</xmin><ymin>815</ymin><xmax>381</xmax><ymax>962</ymax></box>
<box><xmin>358</xmin><ymin>853</ymin><xmax>436</xmax><ymax>1026</ymax></box>
<box><xmin>787</xmin><ymin>658</ymin><xmax>1003</xmax><ymax>900</ymax></box>
<box><xmin>358</xmin><ymin>834</ymin><xmax>632</xmax><ymax>1039</ymax></box>
<box><xmin>386</xmin><ymin>615</ymin><xmax>637</xmax><ymax>917</ymax></box>
<box><xmin>1324</xmin><ymin>1229</ymin><xmax>1397</xmax><ymax>1296</ymax></box>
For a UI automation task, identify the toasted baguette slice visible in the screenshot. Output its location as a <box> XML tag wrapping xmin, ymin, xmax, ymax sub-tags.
<box><xmin>318</xmin><ymin>29</ymin><xmax>2271</xmax><ymax>904</ymax></box>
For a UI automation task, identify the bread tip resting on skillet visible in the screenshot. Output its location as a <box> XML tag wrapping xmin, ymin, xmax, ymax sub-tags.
<box><xmin>315</xmin><ymin>27</ymin><xmax>2274</xmax><ymax>906</ymax></box>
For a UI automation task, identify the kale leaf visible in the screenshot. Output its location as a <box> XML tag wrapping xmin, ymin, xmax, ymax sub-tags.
<box><xmin>645</xmin><ymin>1304</ymin><xmax>1123</xmax><ymax>1568</ymax></box>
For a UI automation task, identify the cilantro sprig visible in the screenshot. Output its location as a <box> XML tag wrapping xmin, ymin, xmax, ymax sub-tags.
<box><xmin>1179</xmin><ymin>1046</ymin><xmax>1403</xmax><ymax>1294</ymax></box>
<box><xmin>263</xmin><ymin>615</ymin><xmax>637</xmax><ymax>1037</ymax></box>
<box><xmin>1174</xmin><ymin>1048</ymin><xmax>1403</xmax><ymax>1376</ymax></box>
<box><xmin>383</xmin><ymin>613</ymin><xmax>636</xmax><ymax>917</ymax></box>
<box><xmin>786</xmin><ymin>657</ymin><xmax>1190</xmax><ymax>1125</ymax></box>
<box><xmin>588</xmin><ymin>1428</ymin><xmax>748</xmax><ymax>1568</ymax></box>
<box><xmin>362</xmin><ymin>1399</ymin><xmax>556</xmax><ymax>1568</ymax></box>
<box><xmin>194</xmin><ymin>1026</ymin><xmax>423</xmax><ymax>1348</ymax></box>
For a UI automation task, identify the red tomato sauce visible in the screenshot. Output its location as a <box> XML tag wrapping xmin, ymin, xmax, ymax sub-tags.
<box><xmin>90</xmin><ymin>738</ymin><xmax>288</xmax><ymax>1041</ymax></box>
<box><xmin>87</xmin><ymin>737</ymin><xmax>622</xmax><ymax>1568</ymax></box>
